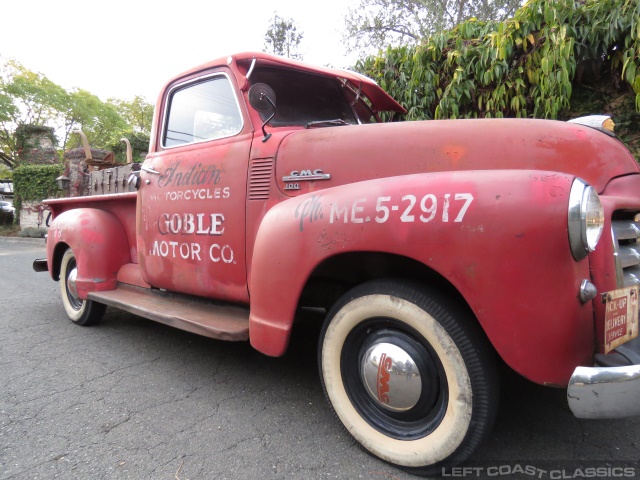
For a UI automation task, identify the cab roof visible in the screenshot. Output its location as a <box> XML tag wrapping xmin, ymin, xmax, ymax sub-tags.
<box><xmin>164</xmin><ymin>51</ymin><xmax>406</xmax><ymax>114</ymax></box>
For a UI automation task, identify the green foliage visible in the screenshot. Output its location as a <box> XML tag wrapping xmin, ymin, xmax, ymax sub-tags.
<box><xmin>12</xmin><ymin>164</ymin><xmax>65</xmax><ymax>215</ymax></box>
<box><xmin>107</xmin><ymin>131</ymin><xmax>150</xmax><ymax>164</ymax></box>
<box><xmin>0</xmin><ymin>57</ymin><xmax>153</xmax><ymax>166</ymax></box>
<box><xmin>104</xmin><ymin>96</ymin><xmax>153</xmax><ymax>163</ymax></box>
<box><xmin>0</xmin><ymin>164</ymin><xmax>12</xmax><ymax>179</ymax></box>
<box><xmin>356</xmin><ymin>0</ymin><xmax>640</xmax><ymax>124</ymax></box>
<box><xmin>344</xmin><ymin>0</ymin><xmax>524</xmax><ymax>55</ymax></box>
<box><xmin>0</xmin><ymin>89</ymin><xmax>17</xmax><ymax>124</ymax></box>
<box><xmin>15</xmin><ymin>124</ymin><xmax>57</xmax><ymax>151</ymax></box>
<box><xmin>263</xmin><ymin>13</ymin><xmax>304</xmax><ymax>60</ymax></box>
<box><xmin>0</xmin><ymin>60</ymin><xmax>68</xmax><ymax>125</ymax></box>
<box><xmin>109</xmin><ymin>95</ymin><xmax>154</xmax><ymax>134</ymax></box>
<box><xmin>60</xmin><ymin>89</ymin><xmax>126</xmax><ymax>152</ymax></box>
<box><xmin>0</xmin><ymin>59</ymin><xmax>66</xmax><ymax>167</ymax></box>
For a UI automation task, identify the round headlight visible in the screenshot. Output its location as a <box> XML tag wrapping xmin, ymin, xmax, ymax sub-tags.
<box><xmin>568</xmin><ymin>179</ymin><xmax>604</xmax><ymax>261</ymax></box>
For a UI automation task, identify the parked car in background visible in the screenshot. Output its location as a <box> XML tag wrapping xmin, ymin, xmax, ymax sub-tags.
<box><xmin>0</xmin><ymin>200</ymin><xmax>15</xmax><ymax>225</ymax></box>
<box><xmin>0</xmin><ymin>200</ymin><xmax>15</xmax><ymax>215</ymax></box>
<box><xmin>0</xmin><ymin>180</ymin><xmax>13</xmax><ymax>195</ymax></box>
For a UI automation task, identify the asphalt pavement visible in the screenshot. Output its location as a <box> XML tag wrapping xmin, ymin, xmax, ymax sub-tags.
<box><xmin>1</xmin><ymin>239</ymin><xmax>638</xmax><ymax>480</ymax></box>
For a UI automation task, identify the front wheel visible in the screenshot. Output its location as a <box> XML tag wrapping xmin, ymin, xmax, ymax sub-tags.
<box><xmin>318</xmin><ymin>280</ymin><xmax>498</xmax><ymax>476</ymax></box>
<box><xmin>60</xmin><ymin>248</ymin><xmax>106</xmax><ymax>326</ymax></box>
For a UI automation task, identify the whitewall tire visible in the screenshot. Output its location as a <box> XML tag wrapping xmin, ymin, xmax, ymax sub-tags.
<box><xmin>319</xmin><ymin>279</ymin><xmax>498</xmax><ymax>476</ymax></box>
<box><xmin>60</xmin><ymin>248</ymin><xmax>106</xmax><ymax>326</ymax></box>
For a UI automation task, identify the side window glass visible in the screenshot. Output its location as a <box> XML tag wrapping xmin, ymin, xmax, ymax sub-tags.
<box><xmin>163</xmin><ymin>75</ymin><xmax>242</xmax><ymax>147</ymax></box>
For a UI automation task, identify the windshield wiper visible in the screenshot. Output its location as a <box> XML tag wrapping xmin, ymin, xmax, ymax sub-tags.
<box><xmin>305</xmin><ymin>119</ymin><xmax>350</xmax><ymax>128</ymax></box>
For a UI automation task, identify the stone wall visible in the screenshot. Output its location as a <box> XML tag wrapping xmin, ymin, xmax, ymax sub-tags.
<box><xmin>16</xmin><ymin>125</ymin><xmax>58</xmax><ymax>165</ymax></box>
<box><xmin>19</xmin><ymin>200</ymin><xmax>49</xmax><ymax>230</ymax></box>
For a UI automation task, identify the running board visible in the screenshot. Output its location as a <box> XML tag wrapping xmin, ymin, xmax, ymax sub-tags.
<box><xmin>88</xmin><ymin>284</ymin><xmax>249</xmax><ymax>341</ymax></box>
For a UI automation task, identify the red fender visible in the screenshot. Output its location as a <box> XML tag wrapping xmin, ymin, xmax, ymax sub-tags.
<box><xmin>47</xmin><ymin>208</ymin><xmax>131</xmax><ymax>299</ymax></box>
<box><xmin>249</xmin><ymin>170</ymin><xmax>596</xmax><ymax>386</ymax></box>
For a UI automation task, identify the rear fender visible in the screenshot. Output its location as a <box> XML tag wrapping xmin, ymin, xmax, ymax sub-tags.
<box><xmin>249</xmin><ymin>170</ymin><xmax>594</xmax><ymax>386</ymax></box>
<box><xmin>47</xmin><ymin>208</ymin><xmax>130</xmax><ymax>299</ymax></box>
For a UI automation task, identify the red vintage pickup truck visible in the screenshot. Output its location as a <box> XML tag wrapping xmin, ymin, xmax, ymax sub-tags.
<box><xmin>34</xmin><ymin>52</ymin><xmax>640</xmax><ymax>476</ymax></box>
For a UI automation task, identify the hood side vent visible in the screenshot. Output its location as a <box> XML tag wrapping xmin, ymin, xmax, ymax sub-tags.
<box><xmin>249</xmin><ymin>157</ymin><xmax>274</xmax><ymax>201</ymax></box>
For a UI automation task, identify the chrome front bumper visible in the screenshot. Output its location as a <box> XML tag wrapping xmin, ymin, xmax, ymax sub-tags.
<box><xmin>567</xmin><ymin>337</ymin><xmax>640</xmax><ymax>419</ymax></box>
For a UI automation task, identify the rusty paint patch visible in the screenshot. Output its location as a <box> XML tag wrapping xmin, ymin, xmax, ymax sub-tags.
<box><xmin>317</xmin><ymin>229</ymin><xmax>350</xmax><ymax>251</ymax></box>
<box><xmin>465</xmin><ymin>263</ymin><xmax>477</xmax><ymax>278</ymax></box>
<box><xmin>548</xmin><ymin>185</ymin><xmax>568</xmax><ymax>197</ymax></box>
<box><xmin>442</xmin><ymin>145</ymin><xmax>467</xmax><ymax>166</ymax></box>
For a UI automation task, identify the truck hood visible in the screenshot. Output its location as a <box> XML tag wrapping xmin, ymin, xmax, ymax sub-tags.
<box><xmin>275</xmin><ymin>119</ymin><xmax>638</xmax><ymax>196</ymax></box>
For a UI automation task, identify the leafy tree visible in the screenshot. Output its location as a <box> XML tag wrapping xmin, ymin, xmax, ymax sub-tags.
<box><xmin>0</xmin><ymin>59</ymin><xmax>66</xmax><ymax>167</ymax></box>
<box><xmin>0</xmin><ymin>164</ymin><xmax>12</xmax><ymax>179</ymax></box>
<box><xmin>0</xmin><ymin>57</ymin><xmax>154</xmax><ymax>167</ymax></box>
<box><xmin>105</xmin><ymin>96</ymin><xmax>154</xmax><ymax>162</ymax></box>
<box><xmin>109</xmin><ymin>95</ymin><xmax>154</xmax><ymax>134</ymax></box>
<box><xmin>263</xmin><ymin>13</ymin><xmax>304</xmax><ymax>60</ymax></box>
<box><xmin>59</xmin><ymin>88</ymin><xmax>127</xmax><ymax>153</ymax></box>
<box><xmin>344</xmin><ymin>0</ymin><xmax>523</xmax><ymax>55</ymax></box>
<box><xmin>355</xmin><ymin>0</ymin><xmax>640</xmax><ymax>158</ymax></box>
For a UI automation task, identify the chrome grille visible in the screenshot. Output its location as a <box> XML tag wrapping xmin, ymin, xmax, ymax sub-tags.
<box><xmin>612</xmin><ymin>216</ymin><xmax>640</xmax><ymax>287</ymax></box>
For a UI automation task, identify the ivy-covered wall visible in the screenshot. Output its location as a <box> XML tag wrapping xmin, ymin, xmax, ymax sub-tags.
<box><xmin>15</xmin><ymin>124</ymin><xmax>59</xmax><ymax>165</ymax></box>
<box><xmin>12</xmin><ymin>164</ymin><xmax>64</xmax><ymax>219</ymax></box>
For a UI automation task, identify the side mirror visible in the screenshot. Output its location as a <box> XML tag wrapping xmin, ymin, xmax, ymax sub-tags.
<box><xmin>248</xmin><ymin>83</ymin><xmax>277</xmax><ymax>142</ymax></box>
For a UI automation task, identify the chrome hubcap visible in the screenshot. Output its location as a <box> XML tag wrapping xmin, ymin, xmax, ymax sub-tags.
<box><xmin>67</xmin><ymin>267</ymin><xmax>79</xmax><ymax>301</ymax></box>
<box><xmin>361</xmin><ymin>342</ymin><xmax>422</xmax><ymax>412</ymax></box>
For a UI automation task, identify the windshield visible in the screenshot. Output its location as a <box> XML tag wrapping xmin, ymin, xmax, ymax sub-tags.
<box><xmin>250</xmin><ymin>67</ymin><xmax>377</xmax><ymax>126</ymax></box>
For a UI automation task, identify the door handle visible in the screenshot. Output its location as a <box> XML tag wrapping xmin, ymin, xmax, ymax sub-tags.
<box><xmin>141</xmin><ymin>166</ymin><xmax>160</xmax><ymax>175</ymax></box>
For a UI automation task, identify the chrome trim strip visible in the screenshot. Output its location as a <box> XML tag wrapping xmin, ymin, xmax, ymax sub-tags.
<box><xmin>141</xmin><ymin>166</ymin><xmax>160</xmax><ymax>175</ymax></box>
<box><xmin>613</xmin><ymin>225</ymin><xmax>625</xmax><ymax>288</ymax></box>
<box><xmin>568</xmin><ymin>178</ymin><xmax>588</xmax><ymax>260</ymax></box>
<box><xmin>623</xmin><ymin>268</ymin><xmax>640</xmax><ymax>287</ymax></box>
<box><xmin>246</xmin><ymin>57</ymin><xmax>257</xmax><ymax>80</ymax></box>
<box><xmin>613</xmin><ymin>220</ymin><xmax>640</xmax><ymax>240</ymax></box>
<box><xmin>567</xmin><ymin>364</ymin><xmax>640</xmax><ymax>419</ymax></box>
<box><xmin>567</xmin><ymin>115</ymin><xmax>616</xmax><ymax>137</ymax></box>
<box><xmin>282</xmin><ymin>173</ymin><xmax>331</xmax><ymax>182</ymax></box>
<box><xmin>618</xmin><ymin>244</ymin><xmax>640</xmax><ymax>268</ymax></box>
<box><xmin>612</xmin><ymin>217</ymin><xmax>640</xmax><ymax>288</ymax></box>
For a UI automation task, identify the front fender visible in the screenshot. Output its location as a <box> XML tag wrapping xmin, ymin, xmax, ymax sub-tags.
<box><xmin>249</xmin><ymin>170</ymin><xmax>594</xmax><ymax>385</ymax></box>
<box><xmin>47</xmin><ymin>208</ymin><xmax>130</xmax><ymax>299</ymax></box>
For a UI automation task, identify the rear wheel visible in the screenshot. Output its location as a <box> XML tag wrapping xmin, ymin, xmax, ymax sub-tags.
<box><xmin>318</xmin><ymin>279</ymin><xmax>498</xmax><ymax>476</ymax></box>
<box><xmin>60</xmin><ymin>249</ymin><xmax>106</xmax><ymax>326</ymax></box>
